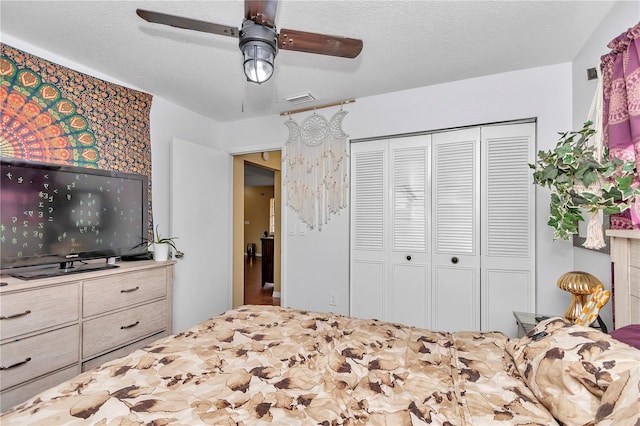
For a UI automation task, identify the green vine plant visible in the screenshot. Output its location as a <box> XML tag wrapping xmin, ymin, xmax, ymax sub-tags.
<box><xmin>529</xmin><ymin>121</ymin><xmax>640</xmax><ymax>240</ymax></box>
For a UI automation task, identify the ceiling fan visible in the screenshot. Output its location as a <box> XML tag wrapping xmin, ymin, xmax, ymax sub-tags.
<box><xmin>136</xmin><ymin>0</ymin><xmax>363</xmax><ymax>84</ymax></box>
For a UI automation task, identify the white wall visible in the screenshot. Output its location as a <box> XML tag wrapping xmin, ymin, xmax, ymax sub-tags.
<box><xmin>571</xmin><ymin>1</ymin><xmax>640</xmax><ymax>330</ymax></box>
<box><xmin>150</xmin><ymin>100</ymin><xmax>222</xmax><ymax>238</ymax></box>
<box><xmin>2</xmin><ymin>35</ymin><xmax>224</xmax><ymax>332</ymax></box>
<box><xmin>223</xmin><ymin>62</ymin><xmax>576</xmax><ymax>325</ymax></box>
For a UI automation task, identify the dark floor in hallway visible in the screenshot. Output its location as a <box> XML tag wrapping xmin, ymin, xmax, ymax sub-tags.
<box><xmin>244</xmin><ymin>256</ymin><xmax>280</xmax><ymax>306</ymax></box>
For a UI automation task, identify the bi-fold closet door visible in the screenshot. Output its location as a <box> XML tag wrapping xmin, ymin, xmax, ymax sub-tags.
<box><xmin>431</xmin><ymin>127</ymin><xmax>481</xmax><ymax>331</ymax></box>
<box><xmin>350</xmin><ymin>135</ymin><xmax>431</xmax><ymax>328</ymax></box>
<box><xmin>350</xmin><ymin>122</ymin><xmax>536</xmax><ymax>334</ymax></box>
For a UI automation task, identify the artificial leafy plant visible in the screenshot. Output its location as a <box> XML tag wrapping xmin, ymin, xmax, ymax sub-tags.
<box><xmin>529</xmin><ymin>121</ymin><xmax>640</xmax><ymax>240</ymax></box>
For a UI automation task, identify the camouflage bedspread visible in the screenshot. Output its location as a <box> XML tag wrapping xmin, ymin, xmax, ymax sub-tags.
<box><xmin>0</xmin><ymin>305</ymin><xmax>614</xmax><ymax>425</ymax></box>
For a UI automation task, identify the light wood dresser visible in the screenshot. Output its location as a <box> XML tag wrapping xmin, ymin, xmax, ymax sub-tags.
<box><xmin>607</xmin><ymin>230</ymin><xmax>640</xmax><ymax>329</ymax></box>
<box><xmin>0</xmin><ymin>260</ymin><xmax>174</xmax><ymax>412</ymax></box>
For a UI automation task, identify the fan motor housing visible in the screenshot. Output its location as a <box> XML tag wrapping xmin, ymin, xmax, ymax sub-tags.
<box><xmin>239</xmin><ymin>19</ymin><xmax>278</xmax><ymax>54</ymax></box>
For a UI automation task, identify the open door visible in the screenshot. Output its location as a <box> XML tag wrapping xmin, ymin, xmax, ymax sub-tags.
<box><xmin>171</xmin><ymin>138</ymin><xmax>231</xmax><ymax>332</ymax></box>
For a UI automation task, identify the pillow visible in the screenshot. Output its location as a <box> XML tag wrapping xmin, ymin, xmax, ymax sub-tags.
<box><xmin>506</xmin><ymin>317</ymin><xmax>640</xmax><ymax>426</ymax></box>
<box><xmin>610</xmin><ymin>324</ymin><xmax>640</xmax><ymax>350</ymax></box>
<box><xmin>575</xmin><ymin>285</ymin><xmax>610</xmax><ymax>327</ymax></box>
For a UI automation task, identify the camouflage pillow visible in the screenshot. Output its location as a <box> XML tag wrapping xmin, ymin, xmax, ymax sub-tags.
<box><xmin>506</xmin><ymin>317</ymin><xmax>640</xmax><ymax>426</ymax></box>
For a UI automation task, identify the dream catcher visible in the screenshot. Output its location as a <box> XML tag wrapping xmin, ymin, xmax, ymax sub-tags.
<box><xmin>284</xmin><ymin>108</ymin><xmax>350</xmax><ymax>230</ymax></box>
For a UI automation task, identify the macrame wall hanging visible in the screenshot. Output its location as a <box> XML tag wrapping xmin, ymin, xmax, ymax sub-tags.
<box><xmin>283</xmin><ymin>107</ymin><xmax>350</xmax><ymax>230</ymax></box>
<box><xmin>581</xmin><ymin>64</ymin><xmax>606</xmax><ymax>250</ymax></box>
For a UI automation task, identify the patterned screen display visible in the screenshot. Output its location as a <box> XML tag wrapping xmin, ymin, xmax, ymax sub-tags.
<box><xmin>1</xmin><ymin>159</ymin><xmax>148</xmax><ymax>267</ymax></box>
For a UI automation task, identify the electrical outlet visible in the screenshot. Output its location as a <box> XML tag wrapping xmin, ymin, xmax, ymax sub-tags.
<box><xmin>329</xmin><ymin>291</ymin><xmax>337</xmax><ymax>306</ymax></box>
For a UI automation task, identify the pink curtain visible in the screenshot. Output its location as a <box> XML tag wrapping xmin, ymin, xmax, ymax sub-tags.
<box><xmin>602</xmin><ymin>22</ymin><xmax>640</xmax><ymax>230</ymax></box>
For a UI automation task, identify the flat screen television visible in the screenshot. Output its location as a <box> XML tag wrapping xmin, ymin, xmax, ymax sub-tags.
<box><xmin>1</xmin><ymin>157</ymin><xmax>149</xmax><ymax>279</ymax></box>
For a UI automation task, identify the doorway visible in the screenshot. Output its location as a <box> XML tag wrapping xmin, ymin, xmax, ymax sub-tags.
<box><xmin>232</xmin><ymin>151</ymin><xmax>282</xmax><ymax>307</ymax></box>
<box><xmin>243</xmin><ymin>163</ymin><xmax>280</xmax><ymax>305</ymax></box>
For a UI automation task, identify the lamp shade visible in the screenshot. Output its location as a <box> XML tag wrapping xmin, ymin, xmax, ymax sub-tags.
<box><xmin>242</xmin><ymin>42</ymin><xmax>274</xmax><ymax>84</ymax></box>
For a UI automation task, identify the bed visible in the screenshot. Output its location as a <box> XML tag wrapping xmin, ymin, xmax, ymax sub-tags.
<box><xmin>1</xmin><ymin>305</ymin><xmax>639</xmax><ymax>425</ymax></box>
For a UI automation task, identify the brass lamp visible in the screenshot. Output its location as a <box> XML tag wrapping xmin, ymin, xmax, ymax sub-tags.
<box><xmin>557</xmin><ymin>271</ymin><xmax>602</xmax><ymax>322</ymax></box>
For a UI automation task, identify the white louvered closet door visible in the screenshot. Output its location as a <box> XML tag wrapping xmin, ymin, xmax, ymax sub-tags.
<box><xmin>481</xmin><ymin>123</ymin><xmax>536</xmax><ymax>335</ymax></box>
<box><xmin>388</xmin><ymin>136</ymin><xmax>430</xmax><ymax>328</ymax></box>
<box><xmin>350</xmin><ymin>139</ymin><xmax>388</xmax><ymax>322</ymax></box>
<box><xmin>431</xmin><ymin>128</ymin><xmax>481</xmax><ymax>332</ymax></box>
<box><xmin>350</xmin><ymin>122</ymin><xmax>535</xmax><ymax>335</ymax></box>
<box><xmin>350</xmin><ymin>136</ymin><xmax>431</xmax><ymax>328</ymax></box>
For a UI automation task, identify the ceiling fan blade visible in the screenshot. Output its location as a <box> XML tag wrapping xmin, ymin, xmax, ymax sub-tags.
<box><xmin>136</xmin><ymin>9</ymin><xmax>239</xmax><ymax>38</ymax></box>
<box><xmin>278</xmin><ymin>28</ymin><xmax>363</xmax><ymax>58</ymax></box>
<box><xmin>245</xmin><ymin>0</ymin><xmax>278</xmax><ymax>27</ymax></box>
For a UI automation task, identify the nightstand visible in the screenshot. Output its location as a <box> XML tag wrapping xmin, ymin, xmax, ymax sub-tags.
<box><xmin>513</xmin><ymin>311</ymin><xmax>539</xmax><ymax>338</ymax></box>
<box><xmin>512</xmin><ymin>311</ymin><xmax>607</xmax><ymax>338</ymax></box>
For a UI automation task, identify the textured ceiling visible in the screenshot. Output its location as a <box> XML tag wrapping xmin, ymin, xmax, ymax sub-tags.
<box><xmin>1</xmin><ymin>1</ymin><xmax>616</xmax><ymax>123</ymax></box>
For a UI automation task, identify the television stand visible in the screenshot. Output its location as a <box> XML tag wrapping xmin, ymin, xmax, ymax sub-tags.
<box><xmin>10</xmin><ymin>262</ymin><xmax>119</xmax><ymax>280</ymax></box>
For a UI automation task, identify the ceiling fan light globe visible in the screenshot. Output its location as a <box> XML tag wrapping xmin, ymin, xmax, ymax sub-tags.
<box><xmin>239</xmin><ymin>19</ymin><xmax>277</xmax><ymax>84</ymax></box>
<box><xmin>243</xmin><ymin>43</ymin><xmax>275</xmax><ymax>84</ymax></box>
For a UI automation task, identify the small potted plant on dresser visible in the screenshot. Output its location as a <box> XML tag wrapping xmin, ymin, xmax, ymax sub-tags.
<box><xmin>150</xmin><ymin>224</ymin><xmax>182</xmax><ymax>261</ymax></box>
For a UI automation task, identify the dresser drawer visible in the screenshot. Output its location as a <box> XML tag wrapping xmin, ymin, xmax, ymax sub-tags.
<box><xmin>632</xmin><ymin>295</ymin><xmax>640</xmax><ymax>322</ymax></box>
<box><xmin>630</xmin><ymin>240</ymin><xmax>639</xmax><ymax>268</ymax></box>
<box><xmin>83</xmin><ymin>268</ymin><xmax>167</xmax><ymax>317</ymax></box>
<box><xmin>630</xmin><ymin>265</ymin><xmax>639</xmax><ymax>298</ymax></box>
<box><xmin>0</xmin><ymin>283</ymin><xmax>79</xmax><ymax>341</ymax></box>
<box><xmin>0</xmin><ymin>325</ymin><xmax>79</xmax><ymax>389</ymax></box>
<box><xmin>82</xmin><ymin>331</ymin><xmax>167</xmax><ymax>372</ymax></box>
<box><xmin>83</xmin><ymin>299</ymin><xmax>167</xmax><ymax>358</ymax></box>
<box><xmin>0</xmin><ymin>365</ymin><xmax>78</xmax><ymax>413</ymax></box>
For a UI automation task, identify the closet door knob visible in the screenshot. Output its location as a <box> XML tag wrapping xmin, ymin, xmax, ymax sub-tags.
<box><xmin>451</xmin><ymin>257</ymin><xmax>459</xmax><ymax>264</ymax></box>
<box><xmin>406</xmin><ymin>255</ymin><xmax>412</xmax><ymax>261</ymax></box>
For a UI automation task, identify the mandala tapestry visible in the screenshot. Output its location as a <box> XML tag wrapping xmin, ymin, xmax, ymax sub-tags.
<box><xmin>0</xmin><ymin>43</ymin><xmax>153</xmax><ymax>234</ymax></box>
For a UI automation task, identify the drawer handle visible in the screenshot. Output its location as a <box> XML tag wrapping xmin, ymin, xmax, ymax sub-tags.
<box><xmin>120</xmin><ymin>286</ymin><xmax>140</xmax><ymax>293</ymax></box>
<box><xmin>0</xmin><ymin>357</ymin><xmax>32</xmax><ymax>370</ymax></box>
<box><xmin>121</xmin><ymin>321</ymin><xmax>140</xmax><ymax>330</ymax></box>
<box><xmin>0</xmin><ymin>310</ymin><xmax>32</xmax><ymax>320</ymax></box>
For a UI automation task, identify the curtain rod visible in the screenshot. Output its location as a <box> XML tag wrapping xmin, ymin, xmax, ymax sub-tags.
<box><xmin>279</xmin><ymin>99</ymin><xmax>356</xmax><ymax>116</ymax></box>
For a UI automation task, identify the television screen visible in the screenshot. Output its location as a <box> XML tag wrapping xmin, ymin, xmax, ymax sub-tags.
<box><xmin>1</xmin><ymin>157</ymin><xmax>149</xmax><ymax>277</ymax></box>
